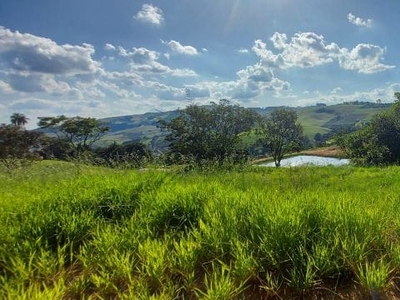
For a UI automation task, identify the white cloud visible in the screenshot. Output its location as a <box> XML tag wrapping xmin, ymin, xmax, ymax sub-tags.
<box><xmin>238</xmin><ymin>48</ymin><xmax>249</xmax><ymax>54</ymax></box>
<box><xmin>0</xmin><ymin>80</ymin><xmax>13</xmax><ymax>93</ymax></box>
<box><xmin>348</xmin><ymin>13</ymin><xmax>373</xmax><ymax>28</ymax></box>
<box><xmin>104</xmin><ymin>43</ymin><xmax>116</xmax><ymax>51</ymax></box>
<box><xmin>339</xmin><ymin>44</ymin><xmax>395</xmax><ymax>74</ymax></box>
<box><xmin>270</xmin><ymin>32</ymin><xmax>287</xmax><ymax>49</ymax></box>
<box><xmin>170</xmin><ymin>68</ymin><xmax>198</xmax><ymax>77</ymax></box>
<box><xmin>40</xmin><ymin>75</ymin><xmax>71</xmax><ymax>95</ymax></box>
<box><xmin>134</xmin><ymin>4</ymin><xmax>164</xmax><ymax>26</ymax></box>
<box><xmin>161</xmin><ymin>40</ymin><xmax>199</xmax><ymax>56</ymax></box>
<box><xmin>252</xmin><ymin>39</ymin><xmax>283</xmax><ymax>68</ymax></box>
<box><xmin>272</xmin><ymin>32</ymin><xmax>340</xmax><ymax>68</ymax></box>
<box><xmin>0</xmin><ymin>26</ymin><xmax>100</xmax><ymax>75</ymax></box>
<box><xmin>331</xmin><ymin>87</ymin><xmax>343</xmax><ymax>94</ymax></box>
<box><xmin>252</xmin><ymin>32</ymin><xmax>393</xmax><ymax>74</ymax></box>
<box><xmin>115</xmin><ymin>45</ymin><xmax>197</xmax><ymax>76</ymax></box>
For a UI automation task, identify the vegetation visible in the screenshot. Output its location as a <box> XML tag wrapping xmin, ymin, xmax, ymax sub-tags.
<box><xmin>97</xmin><ymin>102</ymin><xmax>390</xmax><ymax>149</ymax></box>
<box><xmin>38</xmin><ymin>116</ymin><xmax>110</xmax><ymax>157</ymax></box>
<box><xmin>2</xmin><ymin>162</ymin><xmax>400</xmax><ymax>299</ymax></box>
<box><xmin>10</xmin><ymin>113</ymin><xmax>29</xmax><ymax>128</ymax></box>
<box><xmin>258</xmin><ymin>108</ymin><xmax>303</xmax><ymax>167</ymax></box>
<box><xmin>0</xmin><ymin>122</ymin><xmax>45</xmax><ymax>170</ymax></box>
<box><xmin>159</xmin><ymin>99</ymin><xmax>259</xmax><ymax>165</ymax></box>
<box><xmin>94</xmin><ymin>141</ymin><xmax>153</xmax><ymax>168</ymax></box>
<box><xmin>338</xmin><ymin>93</ymin><xmax>400</xmax><ymax>166</ymax></box>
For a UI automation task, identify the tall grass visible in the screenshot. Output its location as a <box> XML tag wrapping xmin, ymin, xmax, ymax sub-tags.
<box><xmin>1</xmin><ymin>161</ymin><xmax>400</xmax><ymax>298</ymax></box>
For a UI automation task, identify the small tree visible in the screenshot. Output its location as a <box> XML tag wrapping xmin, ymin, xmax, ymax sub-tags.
<box><xmin>38</xmin><ymin>116</ymin><xmax>109</xmax><ymax>157</ymax></box>
<box><xmin>10</xmin><ymin>113</ymin><xmax>29</xmax><ymax>128</ymax></box>
<box><xmin>258</xmin><ymin>108</ymin><xmax>303</xmax><ymax>167</ymax></box>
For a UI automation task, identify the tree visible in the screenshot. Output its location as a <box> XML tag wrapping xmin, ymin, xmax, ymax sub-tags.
<box><xmin>38</xmin><ymin>116</ymin><xmax>109</xmax><ymax>156</ymax></box>
<box><xmin>10</xmin><ymin>113</ymin><xmax>29</xmax><ymax>128</ymax></box>
<box><xmin>159</xmin><ymin>100</ymin><xmax>259</xmax><ymax>165</ymax></box>
<box><xmin>338</xmin><ymin>92</ymin><xmax>400</xmax><ymax>165</ymax></box>
<box><xmin>95</xmin><ymin>141</ymin><xmax>152</xmax><ymax>168</ymax></box>
<box><xmin>0</xmin><ymin>124</ymin><xmax>44</xmax><ymax>161</ymax></box>
<box><xmin>258</xmin><ymin>108</ymin><xmax>303</xmax><ymax>167</ymax></box>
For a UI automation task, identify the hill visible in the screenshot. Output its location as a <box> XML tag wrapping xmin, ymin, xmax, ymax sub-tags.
<box><xmin>97</xmin><ymin>101</ymin><xmax>391</xmax><ymax>149</ymax></box>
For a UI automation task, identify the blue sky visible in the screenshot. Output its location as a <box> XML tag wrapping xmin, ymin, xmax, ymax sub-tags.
<box><xmin>1</xmin><ymin>0</ymin><xmax>400</xmax><ymax>128</ymax></box>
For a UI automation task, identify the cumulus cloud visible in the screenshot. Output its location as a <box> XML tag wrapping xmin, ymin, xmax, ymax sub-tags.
<box><xmin>115</xmin><ymin>45</ymin><xmax>197</xmax><ymax>76</ymax></box>
<box><xmin>161</xmin><ymin>40</ymin><xmax>199</xmax><ymax>56</ymax></box>
<box><xmin>0</xmin><ymin>26</ymin><xmax>100</xmax><ymax>75</ymax></box>
<box><xmin>269</xmin><ymin>32</ymin><xmax>340</xmax><ymax>68</ymax></box>
<box><xmin>348</xmin><ymin>13</ymin><xmax>373</xmax><ymax>28</ymax></box>
<box><xmin>252</xmin><ymin>39</ymin><xmax>284</xmax><ymax>68</ymax></box>
<box><xmin>252</xmin><ymin>32</ymin><xmax>393</xmax><ymax>74</ymax></box>
<box><xmin>339</xmin><ymin>44</ymin><xmax>395</xmax><ymax>74</ymax></box>
<box><xmin>134</xmin><ymin>4</ymin><xmax>164</xmax><ymax>26</ymax></box>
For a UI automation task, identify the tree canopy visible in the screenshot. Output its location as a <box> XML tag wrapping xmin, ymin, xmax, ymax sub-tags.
<box><xmin>38</xmin><ymin>116</ymin><xmax>109</xmax><ymax>156</ymax></box>
<box><xmin>258</xmin><ymin>108</ymin><xmax>303</xmax><ymax>167</ymax></box>
<box><xmin>338</xmin><ymin>92</ymin><xmax>400</xmax><ymax>166</ymax></box>
<box><xmin>0</xmin><ymin>124</ymin><xmax>44</xmax><ymax>162</ymax></box>
<box><xmin>10</xmin><ymin>113</ymin><xmax>29</xmax><ymax>128</ymax></box>
<box><xmin>159</xmin><ymin>100</ymin><xmax>259</xmax><ymax>165</ymax></box>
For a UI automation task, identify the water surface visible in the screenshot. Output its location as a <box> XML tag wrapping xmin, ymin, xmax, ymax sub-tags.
<box><xmin>259</xmin><ymin>155</ymin><xmax>350</xmax><ymax>167</ymax></box>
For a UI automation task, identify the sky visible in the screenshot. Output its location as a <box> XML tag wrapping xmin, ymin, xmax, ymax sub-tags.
<box><xmin>1</xmin><ymin>0</ymin><xmax>400</xmax><ymax>128</ymax></box>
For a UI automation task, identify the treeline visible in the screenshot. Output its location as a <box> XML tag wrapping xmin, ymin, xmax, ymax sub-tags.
<box><xmin>3</xmin><ymin>94</ymin><xmax>400</xmax><ymax>168</ymax></box>
<box><xmin>1</xmin><ymin>100</ymin><xmax>305</xmax><ymax>169</ymax></box>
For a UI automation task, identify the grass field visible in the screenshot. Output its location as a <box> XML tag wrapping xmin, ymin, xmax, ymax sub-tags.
<box><xmin>1</xmin><ymin>161</ymin><xmax>400</xmax><ymax>299</ymax></box>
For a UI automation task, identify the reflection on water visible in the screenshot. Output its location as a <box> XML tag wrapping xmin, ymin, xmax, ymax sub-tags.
<box><xmin>259</xmin><ymin>155</ymin><xmax>350</xmax><ymax>167</ymax></box>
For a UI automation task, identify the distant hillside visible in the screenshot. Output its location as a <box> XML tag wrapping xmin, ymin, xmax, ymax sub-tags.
<box><xmin>97</xmin><ymin>102</ymin><xmax>391</xmax><ymax>150</ymax></box>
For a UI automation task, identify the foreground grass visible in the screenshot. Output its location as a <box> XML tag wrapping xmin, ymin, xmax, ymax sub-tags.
<box><xmin>1</xmin><ymin>161</ymin><xmax>400</xmax><ymax>299</ymax></box>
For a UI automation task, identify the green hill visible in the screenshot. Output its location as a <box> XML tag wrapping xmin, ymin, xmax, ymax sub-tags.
<box><xmin>97</xmin><ymin>102</ymin><xmax>391</xmax><ymax>148</ymax></box>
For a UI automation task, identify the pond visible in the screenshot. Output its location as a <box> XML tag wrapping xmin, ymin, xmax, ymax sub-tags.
<box><xmin>259</xmin><ymin>155</ymin><xmax>350</xmax><ymax>167</ymax></box>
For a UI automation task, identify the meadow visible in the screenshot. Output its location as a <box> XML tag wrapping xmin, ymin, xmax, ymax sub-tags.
<box><xmin>1</xmin><ymin>161</ymin><xmax>400</xmax><ymax>299</ymax></box>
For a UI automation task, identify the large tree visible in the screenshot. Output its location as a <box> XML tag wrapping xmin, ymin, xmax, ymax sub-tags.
<box><xmin>38</xmin><ymin>116</ymin><xmax>109</xmax><ymax>156</ymax></box>
<box><xmin>159</xmin><ymin>100</ymin><xmax>259</xmax><ymax>165</ymax></box>
<box><xmin>258</xmin><ymin>108</ymin><xmax>303</xmax><ymax>167</ymax></box>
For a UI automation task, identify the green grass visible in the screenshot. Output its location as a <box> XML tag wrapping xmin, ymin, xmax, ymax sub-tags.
<box><xmin>1</xmin><ymin>161</ymin><xmax>400</xmax><ymax>298</ymax></box>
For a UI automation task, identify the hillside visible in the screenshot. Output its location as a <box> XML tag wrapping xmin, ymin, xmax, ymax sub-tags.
<box><xmin>97</xmin><ymin>102</ymin><xmax>391</xmax><ymax>149</ymax></box>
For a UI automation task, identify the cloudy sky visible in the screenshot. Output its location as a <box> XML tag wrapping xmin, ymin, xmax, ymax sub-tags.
<box><xmin>1</xmin><ymin>0</ymin><xmax>400</xmax><ymax>128</ymax></box>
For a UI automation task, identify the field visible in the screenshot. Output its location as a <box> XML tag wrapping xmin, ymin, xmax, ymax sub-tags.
<box><xmin>2</xmin><ymin>161</ymin><xmax>400</xmax><ymax>299</ymax></box>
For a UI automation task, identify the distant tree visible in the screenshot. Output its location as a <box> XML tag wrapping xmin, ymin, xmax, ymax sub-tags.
<box><xmin>38</xmin><ymin>116</ymin><xmax>109</xmax><ymax>156</ymax></box>
<box><xmin>159</xmin><ymin>100</ymin><xmax>259</xmax><ymax>165</ymax></box>
<box><xmin>40</xmin><ymin>137</ymin><xmax>76</xmax><ymax>160</ymax></box>
<box><xmin>258</xmin><ymin>108</ymin><xmax>303</xmax><ymax>167</ymax></box>
<box><xmin>10</xmin><ymin>113</ymin><xmax>29</xmax><ymax>128</ymax></box>
<box><xmin>95</xmin><ymin>141</ymin><xmax>152</xmax><ymax>168</ymax></box>
<box><xmin>0</xmin><ymin>124</ymin><xmax>44</xmax><ymax>162</ymax></box>
<box><xmin>314</xmin><ymin>132</ymin><xmax>324</xmax><ymax>146</ymax></box>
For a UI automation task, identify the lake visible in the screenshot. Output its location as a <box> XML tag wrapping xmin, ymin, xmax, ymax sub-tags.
<box><xmin>259</xmin><ymin>155</ymin><xmax>350</xmax><ymax>167</ymax></box>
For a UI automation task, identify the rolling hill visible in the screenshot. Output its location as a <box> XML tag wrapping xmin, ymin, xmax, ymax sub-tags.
<box><xmin>97</xmin><ymin>101</ymin><xmax>391</xmax><ymax>149</ymax></box>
